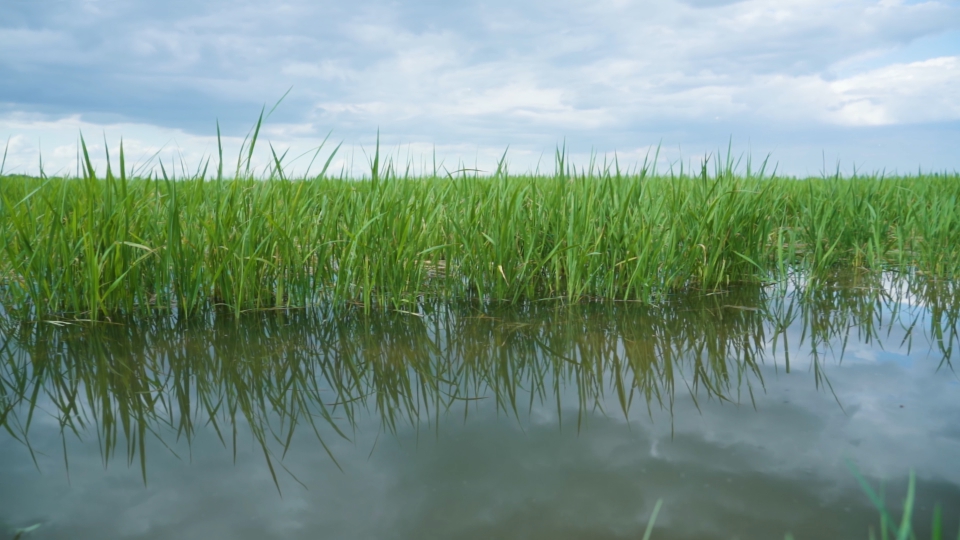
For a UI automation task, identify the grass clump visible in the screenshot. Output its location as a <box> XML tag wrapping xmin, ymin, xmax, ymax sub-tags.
<box><xmin>1</xmin><ymin>136</ymin><xmax>959</xmax><ymax>320</ymax></box>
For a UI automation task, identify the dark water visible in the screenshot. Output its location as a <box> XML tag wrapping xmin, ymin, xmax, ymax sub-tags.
<box><xmin>1</xmin><ymin>273</ymin><xmax>959</xmax><ymax>539</ymax></box>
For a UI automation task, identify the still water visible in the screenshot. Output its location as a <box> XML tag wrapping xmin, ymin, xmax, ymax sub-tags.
<box><xmin>1</xmin><ymin>273</ymin><xmax>959</xmax><ymax>539</ymax></box>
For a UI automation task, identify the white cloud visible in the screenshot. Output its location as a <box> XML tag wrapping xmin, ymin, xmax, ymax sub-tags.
<box><xmin>829</xmin><ymin>56</ymin><xmax>960</xmax><ymax>124</ymax></box>
<box><xmin>1</xmin><ymin>0</ymin><xmax>958</xmax><ymax>175</ymax></box>
<box><xmin>720</xmin><ymin>55</ymin><xmax>960</xmax><ymax>127</ymax></box>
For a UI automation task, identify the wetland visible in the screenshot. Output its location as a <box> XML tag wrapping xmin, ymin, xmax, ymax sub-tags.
<box><xmin>1</xmin><ymin>271</ymin><xmax>959</xmax><ymax>539</ymax></box>
<box><xmin>1</xmin><ymin>143</ymin><xmax>959</xmax><ymax>538</ymax></box>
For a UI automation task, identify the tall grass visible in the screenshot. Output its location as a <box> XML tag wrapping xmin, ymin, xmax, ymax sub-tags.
<box><xmin>1</xmin><ymin>135</ymin><xmax>959</xmax><ymax>319</ymax></box>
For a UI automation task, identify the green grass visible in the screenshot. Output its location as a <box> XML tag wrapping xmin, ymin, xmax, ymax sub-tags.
<box><xmin>1</xmin><ymin>133</ymin><xmax>959</xmax><ymax>320</ymax></box>
<box><xmin>846</xmin><ymin>468</ymin><xmax>960</xmax><ymax>540</ymax></box>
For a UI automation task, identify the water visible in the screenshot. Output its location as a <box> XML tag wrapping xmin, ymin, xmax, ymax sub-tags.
<box><xmin>1</xmin><ymin>272</ymin><xmax>959</xmax><ymax>539</ymax></box>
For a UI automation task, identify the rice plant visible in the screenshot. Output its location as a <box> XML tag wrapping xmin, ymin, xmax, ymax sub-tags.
<box><xmin>1</xmin><ymin>132</ymin><xmax>959</xmax><ymax>320</ymax></box>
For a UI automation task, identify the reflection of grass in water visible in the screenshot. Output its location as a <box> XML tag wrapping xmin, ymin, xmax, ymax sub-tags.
<box><xmin>0</xmin><ymin>286</ymin><xmax>955</xmax><ymax>536</ymax></box>
<box><xmin>0</xmin><ymin>294</ymin><xmax>773</xmax><ymax>491</ymax></box>
<box><xmin>1</xmin><ymin>123</ymin><xmax>960</xmax><ymax>320</ymax></box>
<box><xmin>0</xmin><ymin>273</ymin><xmax>956</xmax><ymax>496</ymax></box>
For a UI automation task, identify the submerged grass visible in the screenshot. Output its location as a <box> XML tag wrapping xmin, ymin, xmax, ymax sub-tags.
<box><xmin>1</xmin><ymin>134</ymin><xmax>959</xmax><ymax>320</ymax></box>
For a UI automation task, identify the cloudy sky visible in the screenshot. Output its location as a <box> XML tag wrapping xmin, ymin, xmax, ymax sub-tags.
<box><xmin>1</xmin><ymin>0</ymin><xmax>958</xmax><ymax>177</ymax></box>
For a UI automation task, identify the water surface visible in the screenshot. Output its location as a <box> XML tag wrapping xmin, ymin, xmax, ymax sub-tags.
<box><xmin>1</xmin><ymin>273</ymin><xmax>959</xmax><ymax>539</ymax></box>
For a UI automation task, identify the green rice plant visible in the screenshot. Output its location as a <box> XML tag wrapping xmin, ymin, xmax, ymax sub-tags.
<box><xmin>1</xmin><ymin>131</ymin><xmax>959</xmax><ymax>320</ymax></box>
<box><xmin>847</xmin><ymin>465</ymin><xmax>960</xmax><ymax>540</ymax></box>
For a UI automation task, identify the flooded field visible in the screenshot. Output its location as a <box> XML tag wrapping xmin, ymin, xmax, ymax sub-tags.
<box><xmin>1</xmin><ymin>272</ymin><xmax>959</xmax><ymax>539</ymax></box>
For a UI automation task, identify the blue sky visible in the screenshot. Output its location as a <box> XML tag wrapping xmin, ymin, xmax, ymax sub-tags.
<box><xmin>1</xmin><ymin>0</ymin><xmax>958</xmax><ymax>176</ymax></box>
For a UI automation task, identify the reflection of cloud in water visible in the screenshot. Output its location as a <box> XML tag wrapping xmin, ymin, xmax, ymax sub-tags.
<box><xmin>1</xmin><ymin>362</ymin><xmax>958</xmax><ymax>539</ymax></box>
<box><xmin>373</xmin><ymin>393</ymin><xmax>954</xmax><ymax>540</ymax></box>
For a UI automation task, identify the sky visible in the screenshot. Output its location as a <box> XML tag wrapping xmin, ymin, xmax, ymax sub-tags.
<box><xmin>1</xmin><ymin>0</ymin><xmax>959</xmax><ymax>177</ymax></box>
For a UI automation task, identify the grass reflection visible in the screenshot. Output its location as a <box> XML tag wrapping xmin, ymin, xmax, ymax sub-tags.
<box><xmin>0</xmin><ymin>273</ymin><xmax>956</xmax><ymax>490</ymax></box>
